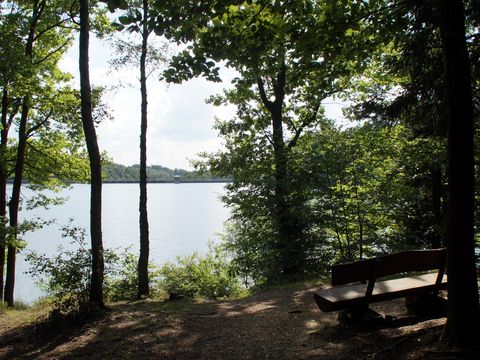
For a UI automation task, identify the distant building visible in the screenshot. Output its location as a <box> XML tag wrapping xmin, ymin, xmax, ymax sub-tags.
<box><xmin>174</xmin><ymin>175</ymin><xmax>181</xmax><ymax>184</ymax></box>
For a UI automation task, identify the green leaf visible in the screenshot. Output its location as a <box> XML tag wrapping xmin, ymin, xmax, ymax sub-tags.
<box><xmin>118</xmin><ymin>15</ymin><xmax>133</xmax><ymax>25</ymax></box>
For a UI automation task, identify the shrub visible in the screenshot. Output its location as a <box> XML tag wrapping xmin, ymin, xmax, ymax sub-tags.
<box><xmin>105</xmin><ymin>251</ymin><xmax>138</xmax><ymax>301</ymax></box>
<box><xmin>158</xmin><ymin>243</ymin><xmax>246</xmax><ymax>300</ymax></box>
<box><xmin>25</xmin><ymin>223</ymin><xmax>141</xmax><ymax>313</ymax></box>
<box><xmin>25</xmin><ymin>225</ymin><xmax>93</xmax><ymax>313</ymax></box>
<box><xmin>105</xmin><ymin>250</ymin><xmax>161</xmax><ymax>301</ymax></box>
<box><xmin>26</xmin><ymin>224</ymin><xmax>246</xmax><ymax>313</ymax></box>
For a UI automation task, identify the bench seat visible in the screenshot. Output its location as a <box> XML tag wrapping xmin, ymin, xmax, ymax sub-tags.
<box><xmin>314</xmin><ymin>272</ymin><xmax>448</xmax><ymax>312</ymax></box>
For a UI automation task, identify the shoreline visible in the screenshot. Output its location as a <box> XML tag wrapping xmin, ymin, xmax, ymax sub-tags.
<box><xmin>6</xmin><ymin>179</ymin><xmax>232</xmax><ymax>184</ymax></box>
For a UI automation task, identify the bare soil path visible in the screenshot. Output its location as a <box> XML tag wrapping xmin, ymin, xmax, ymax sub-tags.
<box><xmin>0</xmin><ymin>284</ymin><xmax>472</xmax><ymax>359</ymax></box>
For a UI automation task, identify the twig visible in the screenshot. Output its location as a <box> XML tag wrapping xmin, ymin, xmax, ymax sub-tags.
<box><xmin>363</xmin><ymin>331</ymin><xmax>425</xmax><ymax>359</ymax></box>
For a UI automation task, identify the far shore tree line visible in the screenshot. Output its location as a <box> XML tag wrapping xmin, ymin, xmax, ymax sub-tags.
<box><xmin>102</xmin><ymin>163</ymin><xmax>227</xmax><ymax>181</ymax></box>
<box><xmin>4</xmin><ymin>163</ymin><xmax>229</xmax><ymax>182</ymax></box>
<box><xmin>1</xmin><ymin>0</ymin><xmax>479</xmax><ymax>350</ymax></box>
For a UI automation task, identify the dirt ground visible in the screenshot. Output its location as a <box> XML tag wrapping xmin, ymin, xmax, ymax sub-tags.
<box><xmin>0</xmin><ymin>284</ymin><xmax>476</xmax><ymax>359</ymax></box>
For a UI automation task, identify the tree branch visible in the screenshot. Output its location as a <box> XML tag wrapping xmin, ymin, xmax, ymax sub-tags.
<box><xmin>26</xmin><ymin>142</ymin><xmax>59</xmax><ymax>167</ymax></box>
<box><xmin>257</xmin><ymin>77</ymin><xmax>274</xmax><ymax>112</ymax></box>
<box><xmin>26</xmin><ymin>109</ymin><xmax>53</xmax><ymax>137</ymax></box>
<box><xmin>33</xmin><ymin>17</ymin><xmax>72</xmax><ymax>42</ymax></box>
<box><xmin>263</xmin><ymin>129</ymin><xmax>274</xmax><ymax>146</ymax></box>
<box><xmin>7</xmin><ymin>99</ymin><xmax>22</xmax><ymax>130</ymax></box>
<box><xmin>34</xmin><ymin>40</ymin><xmax>71</xmax><ymax>65</ymax></box>
<box><xmin>287</xmin><ymin>101</ymin><xmax>322</xmax><ymax>149</ymax></box>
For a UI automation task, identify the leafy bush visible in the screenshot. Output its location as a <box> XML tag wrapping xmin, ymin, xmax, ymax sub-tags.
<box><xmin>26</xmin><ymin>224</ymin><xmax>108</xmax><ymax>313</ymax></box>
<box><xmin>105</xmin><ymin>251</ymin><xmax>139</xmax><ymax>301</ymax></box>
<box><xmin>220</xmin><ymin>218</ymin><xmax>277</xmax><ymax>287</ymax></box>
<box><xmin>25</xmin><ymin>223</ymin><xmax>141</xmax><ymax>313</ymax></box>
<box><xmin>158</xmin><ymin>243</ymin><xmax>246</xmax><ymax>300</ymax></box>
<box><xmin>105</xmin><ymin>250</ymin><xmax>161</xmax><ymax>301</ymax></box>
<box><xmin>26</xmin><ymin>222</ymin><xmax>246</xmax><ymax>313</ymax></box>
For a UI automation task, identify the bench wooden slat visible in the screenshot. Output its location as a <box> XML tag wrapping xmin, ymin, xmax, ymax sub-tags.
<box><xmin>373</xmin><ymin>249</ymin><xmax>447</xmax><ymax>278</ymax></box>
<box><xmin>330</xmin><ymin>248</ymin><xmax>447</xmax><ymax>286</ymax></box>
<box><xmin>314</xmin><ymin>273</ymin><xmax>448</xmax><ymax>312</ymax></box>
<box><xmin>314</xmin><ymin>249</ymin><xmax>448</xmax><ymax>315</ymax></box>
<box><xmin>331</xmin><ymin>258</ymin><xmax>376</xmax><ymax>286</ymax></box>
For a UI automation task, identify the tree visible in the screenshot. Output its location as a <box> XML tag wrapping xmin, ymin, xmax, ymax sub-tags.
<box><xmin>302</xmin><ymin>123</ymin><xmax>408</xmax><ymax>262</ymax></box>
<box><xmin>1</xmin><ymin>0</ymin><xmax>116</xmax><ymax>308</ymax></box>
<box><xmin>438</xmin><ymin>0</ymin><xmax>480</xmax><ymax>349</ymax></box>
<box><xmin>2</xmin><ymin>0</ymin><xmax>82</xmax><ymax>306</ymax></box>
<box><xmin>111</xmin><ymin>0</ymin><xmax>169</xmax><ymax>298</ymax></box>
<box><xmin>0</xmin><ymin>12</ymin><xmax>23</xmax><ymax>300</ymax></box>
<box><xmin>3</xmin><ymin>0</ymin><xmax>45</xmax><ymax>307</ymax></box>
<box><xmin>341</xmin><ymin>1</ymin><xmax>452</xmax><ymax>250</ymax></box>
<box><xmin>342</xmin><ymin>0</ymin><xmax>479</xmax><ymax>348</ymax></box>
<box><xmin>79</xmin><ymin>0</ymin><xmax>105</xmax><ymax>308</ymax></box>
<box><xmin>156</xmin><ymin>0</ymin><xmax>371</xmax><ymax>281</ymax></box>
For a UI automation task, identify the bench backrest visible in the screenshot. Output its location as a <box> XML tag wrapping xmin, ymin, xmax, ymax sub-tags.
<box><xmin>331</xmin><ymin>248</ymin><xmax>447</xmax><ymax>286</ymax></box>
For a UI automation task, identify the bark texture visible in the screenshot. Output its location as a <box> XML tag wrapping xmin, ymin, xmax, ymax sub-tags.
<box><xmin>438</xmin><ymin>0</ymin><xmax>480</xmax><ymax>349</ymax></box>
<box><xmin>257</xmin><ymin>66</ymin><xmax>305</xmax><ymax>279</ymax></box>
<box><xmin>0</xmin><ymin>87</ymin><xmax>9</xmax><ymax>302</ymax></box>
<box><xmin>137</xmin><ymin>0</ymin><xmax>150</xmax><ymax>298</ymax></box>
<box><xmin>79</xmin><ymin>0</ymin><xmax>105</xmax><ymax>307</ymax></box>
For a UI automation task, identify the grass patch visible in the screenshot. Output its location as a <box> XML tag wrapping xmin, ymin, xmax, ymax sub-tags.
<box><xmin>0</xmin><ymin>299</ymin><xmax>50</xmax><ymax>332</ymax></box>
<box><xmin>0</xmin><ymin>300</ymin><xmax>30</xmax><ymax>312</ymax></box>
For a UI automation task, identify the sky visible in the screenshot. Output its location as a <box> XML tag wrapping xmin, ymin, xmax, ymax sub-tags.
<box><xmin>60</xmin><ymin>36</ymin><xmax>345</xmax><ymax>171</ymax></box>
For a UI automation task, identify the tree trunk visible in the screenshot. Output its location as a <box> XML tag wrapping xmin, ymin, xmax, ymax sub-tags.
<box><xmin>4</xmin><ymin>95</ymin><xmax>29</xmax><ymax>306</ymax></box>
<box><xmin>431</xmin><ymin>165</ymin><xmax>443</xmax><ymax>249</ymax></box>
<box><xmin>137</xmin><ymin>0</ymin><xmax>150</xmax><ymax>299</ymax></box>
<box><xmin>79</xmin><ymin>0</ymin><xmax>105</xmax><ymax>308</ymax></box>
<box><xmin>271</xmin><ymin>102</ymin><xmax>297</xmax><ymax>277</ymax></box>
<box><xmin>257</xmin><ymin>66</ymin><xmax>305</xmax><ymax>279</ymax></box>
<box><xmin>4</xmin><ymin>0</ymin><xmax>43</xmax><ymax>306</ymax></box>
<box><xmin>0</xmin><ymin>87</ymin><xmax>9</xmax><ymax>302</ymax></box>
<box><xmin>438</xmin><ymin>0</ymin><xmax>480</xmax><ymax>349</ymax></box>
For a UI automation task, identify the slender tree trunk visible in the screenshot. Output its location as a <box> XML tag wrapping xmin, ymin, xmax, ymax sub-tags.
<box><xmin>1</xmin><ymin>89</ymin><xmax>19</xmax><ymax>304</ymax></box>
<box><xmin>431</xmin><ymin>165</ymin><xmax>443</xmax><ymax>249</ymax></box>
<box><xmin>258</xmin><ymin>66</ymin><xmax>305</xmax><ymax>279</ymax></box>
<box><xmin>0</xmin><ymin>87</ymin><xmax>9</xmax><ymax>302</ymax></box>
<box><xmin>79</xmin><ymin>0</ymin><xmax>105</xmax><ymax>308</ymax></box>
<box><xmin>438</xmin><ymin>0</ymin><xmax>480</xmax><ymax>349</ymax></box>
<box><xmin>352</xmin><ymin>169</ymin><xmax>364</xmax><ymax>260</ymax></box>
<box><xmin>4</xmin><ymin>95</ymin><xmax>29</xmax><ymax>306</ymax></box>
<box><xmin>4</xmin><ymin>0</ymin><xmax>43</xmax><ymax>306</ymax></box>
<box><xmin>271</xmin><ymin>105</ymin><xmax>298</xmax><ymax>277</ymax></box>
<box><xmin>339</xmin><ymin>184</ymin><xmax>352</xmax><ymax>261</ymax></box>
<box><xmin>137</xmin><ymin>0</ymin><xmax>150</xmax><ymax>299</ymax></box>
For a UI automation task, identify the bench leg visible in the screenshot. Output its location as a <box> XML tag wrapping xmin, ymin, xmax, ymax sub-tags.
<box><xmin>338</xmin><ymin>306</ymin><xmax>387</xmax><ymax>328</ymax></box>
<box><xmin>405</xmin><ymin>293</ymin><xmax>447</xmax><ymax>317</ymax></box>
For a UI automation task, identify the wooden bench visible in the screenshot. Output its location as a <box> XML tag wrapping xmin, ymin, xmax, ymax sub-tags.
<box><xmin>313</xmin><ymin>248</ymin><xmax>448</xmax><ymax>325</ymax></box>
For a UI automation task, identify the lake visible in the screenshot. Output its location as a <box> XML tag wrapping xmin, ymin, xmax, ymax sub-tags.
<box><xmin>11</xmin><ymin>183</ymin><xmax>230</xmax><ymax>304</ymax></box>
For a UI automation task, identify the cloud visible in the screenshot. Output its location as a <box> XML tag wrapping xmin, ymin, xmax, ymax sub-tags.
<box><xmin>152</xmin><ymin>78</ymin><xmax>222</xmax><ymax>141</ymax></box>
<box><xmin>148</xmin><ymin>137</ymin><xmax>224</xmax><ymax>170</ymax></box>
<box><xmin>96</xmin><ymin>75</ymin><xmax>229</xmax><ymax>169</ymax></box>
<box><xmin>59</xmin><ymin>36</ymin><xmax>235</xmax><ymax>170</ymax></box>
<box><xmin>60</xmin><ymin>36</ymin><xmax>346</xmax><ymax>171</ymax></box>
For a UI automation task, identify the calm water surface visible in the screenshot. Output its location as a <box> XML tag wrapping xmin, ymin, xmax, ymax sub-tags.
<box><xmin>13</xmin><ymin>183</ymin><xmax>230</xmax><ymax>303</ymax></box>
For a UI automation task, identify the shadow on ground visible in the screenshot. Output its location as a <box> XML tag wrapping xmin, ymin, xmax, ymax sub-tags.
<box><xmin>1</xmin><ymin>285</ymin><xmax>476</xmax><ymax>359</ymax></box>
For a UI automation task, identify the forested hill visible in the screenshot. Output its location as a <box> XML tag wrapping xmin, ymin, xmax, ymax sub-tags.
<box><xmin>103</xmin><ymin>163</ymin><xmax>228</xmax><ymax>182</ymax></box>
